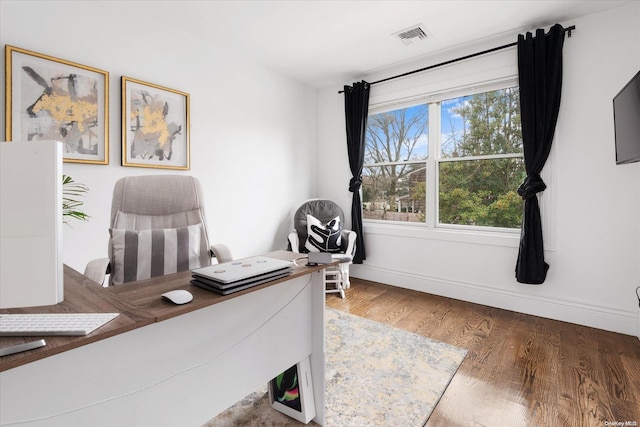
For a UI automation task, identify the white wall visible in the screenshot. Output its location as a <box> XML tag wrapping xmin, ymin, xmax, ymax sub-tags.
<box><xmin>317</xmin><ymin>3</ymin><xmax>640</xmax><ymax>335</ymax></box>
<box><xmin>0</xmin><ymin>1</ymin><xmax>317</xmax><ymax>274</ymax></box>
<box><xmin>2</xmin><ymin>1</ymin><xmax>639</xmax><ymax>336</ymax></box>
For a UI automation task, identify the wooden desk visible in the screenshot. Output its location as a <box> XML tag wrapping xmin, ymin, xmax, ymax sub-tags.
<box><xmin>0</xmin><ymin>251</ymin><xmax>327</xmax><ymax>426</ymax></box>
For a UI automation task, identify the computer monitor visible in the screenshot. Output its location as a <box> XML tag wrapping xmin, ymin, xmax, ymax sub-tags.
<box><xmin>1</xmin><ymin>140</ymin><xmax>63</xmax><ymax>308</ymax></box>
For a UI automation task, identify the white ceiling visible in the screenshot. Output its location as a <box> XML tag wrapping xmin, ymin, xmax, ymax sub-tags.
<box><xmin>155</xmin><ymin>1</ymin><xmax>630</xmax><ymax>88</ymax></box>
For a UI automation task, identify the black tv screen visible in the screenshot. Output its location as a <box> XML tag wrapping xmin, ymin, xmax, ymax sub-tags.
<box><xmin>613</xmin><ymin>70</ymin><xmax>640</xmax><ymax>165</ymax></box>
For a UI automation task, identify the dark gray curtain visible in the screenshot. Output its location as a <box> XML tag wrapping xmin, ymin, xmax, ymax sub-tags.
<box><xmin>343</xmin><ymin>81</ymin><xmax>370</xmax><ymax>264</ymax></box>
<box><xmin>515</xmin><ymin>24</ymin><xmax>565</xmax><ymax>284</ymax></box>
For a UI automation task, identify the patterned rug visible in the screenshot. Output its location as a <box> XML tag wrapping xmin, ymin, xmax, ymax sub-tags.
<box><xmin>204</xmin><ymin>308</ymin><xmax>467</xmax><ymax>427</ymax></box>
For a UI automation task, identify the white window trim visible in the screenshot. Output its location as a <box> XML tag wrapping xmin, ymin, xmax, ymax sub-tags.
<box><xmin>363</xmin><ymin>221</ymin><xmax>521</xmax><ymax>247</ymax></box>
<box><xmin>439</xmin><ymin>153</ymin><xmax>524</xmax><ymax>162</ymax></box>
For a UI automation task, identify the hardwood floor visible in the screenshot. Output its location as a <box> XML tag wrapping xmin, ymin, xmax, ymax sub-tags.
<box><xmin>326</xmin><ymin>278</ymin><xmax>640</xmax><ymax>427</ymax></box>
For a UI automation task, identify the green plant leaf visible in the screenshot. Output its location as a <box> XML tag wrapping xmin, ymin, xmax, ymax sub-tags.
<box><xmin>62</xmin><ymin>174</ymin><xmax>89</xmax><ymax>225</ymax></box>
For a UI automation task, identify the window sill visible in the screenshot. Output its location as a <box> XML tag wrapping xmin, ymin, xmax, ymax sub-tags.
<box><xmin>363</xmin><ymin>221</ymin><xmax>520</xmax><ymax>248</ymax></box>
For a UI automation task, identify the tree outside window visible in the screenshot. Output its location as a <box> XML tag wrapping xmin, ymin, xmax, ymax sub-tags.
<box><xmin>363</xmin><ymin>104</ymin><xmax>428</xmax><ymax>222</ymax></box>
<box><xmin>363</xmin><ymin>87</ymin><xmax>525</xmax><ymax>229</ymax></box>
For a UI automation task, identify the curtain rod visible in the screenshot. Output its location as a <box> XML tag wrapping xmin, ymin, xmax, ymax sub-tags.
<box><xmin>339</xmin><ymin>25</ymin><xmax>575</xmax><ymax>94</ymax></box>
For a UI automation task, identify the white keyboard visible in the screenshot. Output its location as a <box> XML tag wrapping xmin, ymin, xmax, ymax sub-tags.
<box><xmin>0</xmin><ymin>313</ymin><xmax>119</xmax><ymax>336</ymax></box>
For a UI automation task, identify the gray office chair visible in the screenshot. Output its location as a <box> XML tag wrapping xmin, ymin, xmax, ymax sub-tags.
<box><xmin>84</xmin><ymin>175</ymin><xmax>231</xmax><ymax>286</ymax></box>
<box><xmin>287</xmin><ymin>199</ymin><xmax>356</xmax><ymax>298</ymax></box>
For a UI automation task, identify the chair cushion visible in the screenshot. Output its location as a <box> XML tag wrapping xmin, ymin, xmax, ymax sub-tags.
<box><xmin>109</xmin><ymin>224</ymin><xmax>203</xmax><ymax>285</ymax></box>
<box><xmin>113</xmin><ymin>209</ymin><xmax>211</xmax><ymax>268</ymax></box>
<box><xmin>304</xmin><ymin>214</ymin><xmax>342</xmax><ymax>253</ymax></box>
<box><xmin>293</xmin><ymin>200</ymin><xmax>345</xmax><ymax>252</ymax></box>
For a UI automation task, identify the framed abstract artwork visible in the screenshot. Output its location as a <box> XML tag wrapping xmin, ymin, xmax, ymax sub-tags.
<box><xmin>268</xmin><ymin>357</ymin><xmax>316</xmax><ymax>423</ymax></box>
<box><xmin>4</xmin><ymin>45</ymin><xmax>109</xmax><ymax>164</ymax></box>
<box><xmin>121</xmin><ymin>77</ymin><xmax>190</xmax><ymax>170</ymax></box>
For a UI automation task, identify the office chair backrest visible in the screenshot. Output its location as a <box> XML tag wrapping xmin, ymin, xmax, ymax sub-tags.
<box><xmin>111</xmin><ymin>175</ymin><xmax>205</xmax><ymax>226</ymax></box>
<box><xmin>293</xmin><ymin>199</ymin><xmax>345</xmax><ymax>253</ymax></box>
<box><xmin>108</xmin><ymin>175</ymin><xmax>212</xmax><ymax>284</ymax></box>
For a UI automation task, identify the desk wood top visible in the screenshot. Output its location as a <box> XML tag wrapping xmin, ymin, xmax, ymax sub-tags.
<box><xmin>0</xmin><ymin>251</ymin><xmax>329</xmax><ymax>372</ymax></box>
<box><xmin>0</xmin><ymin>266</ymin><xmax>152</xmax><ymax>371</ymax></box>
<box><xmin>103</xmin><ymin>250</ymin><xmax>325</xmax><ymax>322</ymax></box>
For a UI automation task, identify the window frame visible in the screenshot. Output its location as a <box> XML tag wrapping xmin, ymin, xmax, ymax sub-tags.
<box><xmin>363</xmin><ymin>76</ymin><xmax>541</xmax><ymax>247</ymax></box>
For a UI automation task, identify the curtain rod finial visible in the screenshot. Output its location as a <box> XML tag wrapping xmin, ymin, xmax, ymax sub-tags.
<box><xmin>566</xmin><ymin>25</ymin><xmax>575</xmax><ymax>38</ymax></box>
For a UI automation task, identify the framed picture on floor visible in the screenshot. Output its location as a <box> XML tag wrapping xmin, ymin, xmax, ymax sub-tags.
<box><xmin>268</xmin><ymin>356</ymin><xmax>316</xmax><ymax>423</ymax></box>
<box><xmin>4</xmin><ymin>45</ymin><xmax>109</xmax><ymax>164</ymax></box>
<box><xmin>121</xmin><ymin>76</ymin><xmax>190</xmax><ymax>170</ymax></box>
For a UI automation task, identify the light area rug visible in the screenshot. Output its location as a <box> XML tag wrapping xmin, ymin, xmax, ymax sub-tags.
<box><xmin>204</xmin><ymin>308</ymin><xmax>467</xmax><ymax>427</ymax></box>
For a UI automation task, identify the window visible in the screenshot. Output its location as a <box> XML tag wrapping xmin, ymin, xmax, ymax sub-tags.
<box><xmin>363</xmin><ymin>104</ymin><xmax>428</xmax><ymax>223</ymax></box>
<box><xmin>363</xmin><ymin>86</ymin><xmax>524</xmax><ymax>230</ymax></box>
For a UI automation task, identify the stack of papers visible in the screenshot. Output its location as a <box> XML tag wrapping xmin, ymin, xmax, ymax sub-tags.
<box><xmin>191</xmin><ymin>256</ymin><xmax>293</xmax><ymax>295</ymax></box>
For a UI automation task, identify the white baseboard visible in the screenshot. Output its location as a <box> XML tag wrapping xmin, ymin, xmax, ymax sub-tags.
<box><xmin>350</xmin><ymin>264</ymin><xmax>638</xmax><ymax>337</ymax></box>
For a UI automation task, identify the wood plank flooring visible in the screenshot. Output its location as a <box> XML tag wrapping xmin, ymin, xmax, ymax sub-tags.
<box><xmin>326</xmin><ymin>278</ymin><xmax>640</xmax><ymax>427</ymax></box>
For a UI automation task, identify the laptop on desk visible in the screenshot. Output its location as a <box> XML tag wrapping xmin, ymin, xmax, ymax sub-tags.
<box><xmin>191</xmin><ymin>271</ymin><xmax>293</xmax><ymax>295</ymax></box>
<box><xmin>191</xmin><ymin>256</ymin><xmax>293</xmax><ymax>295</ymax></box>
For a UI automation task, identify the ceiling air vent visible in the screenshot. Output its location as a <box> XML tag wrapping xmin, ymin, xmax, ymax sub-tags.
<box><xmin>394</xmin><ymin>25</ymin><xmax>429</xmax><ymax>45</ymax></box>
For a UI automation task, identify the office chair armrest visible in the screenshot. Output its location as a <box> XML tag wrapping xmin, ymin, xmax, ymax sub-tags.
<box><xmin>210</xmin><ymin>243</ymin><xmax>233</xmax><ymax>264</ymax></box>
<box><xmin>84</xmin><ymin>257</ymin><xmax>111</xmax><ymax>286</ymax></box>
<box><xmin>342</xmin><ymin>230</ymin><xmax>357</xmax><ymax>259</ymax></box>
<box><xmin>331</xmin><ymin>253</ymin><xmax>353</xmax><ymax>263</ymax></box>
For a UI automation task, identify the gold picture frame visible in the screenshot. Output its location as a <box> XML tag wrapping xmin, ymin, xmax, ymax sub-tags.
<box><xmin>5</xmin><ymin>45</ymin><xmax>109</xmax><ymax>164</ymax></box>
<box><xmin>121</xmin><ymin>76</ymin><xmax>190</xmax><ymax>170</ymax></box>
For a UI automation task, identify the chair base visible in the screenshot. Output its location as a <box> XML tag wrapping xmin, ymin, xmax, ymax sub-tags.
<box><xmin>325</xmin><ymin>263</ymin><xmax>350</xmax><ymax>299</ymax></box>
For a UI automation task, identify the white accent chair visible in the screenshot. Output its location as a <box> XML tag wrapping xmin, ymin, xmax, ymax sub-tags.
<box><xmin>287</xmin><ymin>199</ymin><xmax>356</xmax><ymax>298</ymax></box>
<box><xmin>84</xmin><ymin>175</ymin><xmax>231</xmax><ymax>286</ymax></box>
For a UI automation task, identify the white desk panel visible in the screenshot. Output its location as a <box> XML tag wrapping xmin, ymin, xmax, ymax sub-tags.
<box><xmin>0</xmin><ymin>271</ymin><xmax>325</xmax><ymax>426</ymax></box>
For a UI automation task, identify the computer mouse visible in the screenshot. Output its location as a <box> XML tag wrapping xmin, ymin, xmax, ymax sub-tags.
<box><xmin>161</xmin><ymin>290</ymin><xmax>193</xmax><ymax>305</ymax></box>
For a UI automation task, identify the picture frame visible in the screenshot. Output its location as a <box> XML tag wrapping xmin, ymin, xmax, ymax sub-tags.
<box><xmin>4</xmin><ymin>45</ymin><xmax>109</xmax><ymax>164</ymax></box>
<box><xmin>121</xmin><ymin>76</ymin><xmax>190</xmax><ymax>170</ymax></box>
<box><xmin>268</xmin><ymin>356</ymin><xmax>316</xmax><ymax>423</ymax></box>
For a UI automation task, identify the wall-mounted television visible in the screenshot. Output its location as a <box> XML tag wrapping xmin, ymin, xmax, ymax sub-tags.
<box><xmin>613</xmin><ymin>70</ymin><xmax>640</xmax><ymax>165</ymax></box>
